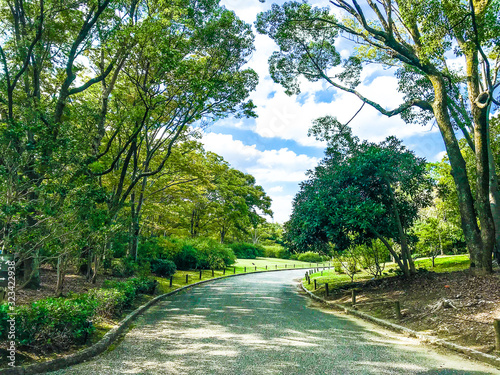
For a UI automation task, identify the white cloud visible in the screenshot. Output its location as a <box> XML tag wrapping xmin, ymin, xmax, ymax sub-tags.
<box><xmin>268</xmin><ymin>186</ymin><xmax>284</xmax><ymax>193</ymax></box>
<box><xmin>201</xmin><ymin>132</ymin><xmax>318</xmax><ymax>223</ymax></box>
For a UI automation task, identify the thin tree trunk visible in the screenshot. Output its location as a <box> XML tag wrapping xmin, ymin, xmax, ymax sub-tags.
<box><xmin>428</xmin><ymin>75</ymin><xmax>483</xmax><ymax>272</ymax></box>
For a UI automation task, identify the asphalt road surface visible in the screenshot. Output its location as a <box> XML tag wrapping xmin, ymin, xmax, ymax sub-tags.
<box><xmin>49</xmin><ymin>270</ymin><xmax>499</xmax><ymax>374</ymax></box>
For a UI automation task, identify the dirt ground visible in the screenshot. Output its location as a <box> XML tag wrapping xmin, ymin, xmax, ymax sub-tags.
<box><xmin>15</xmin><ymin>265</ymin><xmax>126</xmax><ymax>306</ymax></box>
<box><xmin>325</xmin><ymin>269</ymin><xmax>500</xmax><ymax>354</ymax></box>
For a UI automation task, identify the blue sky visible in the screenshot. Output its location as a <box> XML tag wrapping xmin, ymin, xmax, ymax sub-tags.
<box><xmin>200</xmin><ymin>0</ymin><xmax>448</xmax><ymax>223</ymax></box>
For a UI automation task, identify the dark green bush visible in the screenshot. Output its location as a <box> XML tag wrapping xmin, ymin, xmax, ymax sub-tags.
<box><xmin>228</xmin><ymin>243</ymin><xmax>265</xmax><ymax>259</ymax></box>
<box><xmin>131</xmin><ymin>277</ymin><xmax>158</xmax><ymax>294</ymax></box>
<box><xmin>150</xmin><ymin>258</ymin><xmax>176</xmax><ymax>277</ymax></box>
<box><xmin>195</xmin><ymin>239</ymin><xmax>236</xmax><ymax>269</ymax></box>
<box><xmin>14</xmin><ymin>295</ymin><xmax>97</xmax><ymax>352</ymax></box>
<box><xmin>173</xmin><ymin>243</ymin><xmax>200</xmax><ymax>270</ymax></box>
<box><xmin>102</xmin><ymin>279</ymin><xmax>136</xmax><ymax>308</ymax></box>
<box><xmin>111</xmin><ymin>257</ymin><xmax>137</xmax><ymax>277</ymax></box>
<box><xmin>0</xmin><ymin>303</ymin><xmax>9</xmax><ymax>340</ymax></box>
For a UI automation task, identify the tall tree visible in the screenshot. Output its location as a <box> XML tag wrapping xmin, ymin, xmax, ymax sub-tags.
<box><xmin>285</xmin><ymin>126</ymin><xmax>432</xmax><ymax>277</ymax></box>
<box><xmin>257</xmin><ymin>0</ymin><xmax>500</xmax><ymax>273</ymax></box>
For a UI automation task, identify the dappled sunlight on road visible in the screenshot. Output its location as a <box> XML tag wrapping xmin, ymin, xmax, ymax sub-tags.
<box><xmin>49</xmin><ymin>270</ymin><xmax>500</xmax><ymax>375</ymax></box>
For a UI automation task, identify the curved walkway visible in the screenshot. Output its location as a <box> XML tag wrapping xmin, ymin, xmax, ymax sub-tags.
<box><xmin>49</xmin><ymin>270</ymin><xmax>498</xmax><ymax>374</ymax></box>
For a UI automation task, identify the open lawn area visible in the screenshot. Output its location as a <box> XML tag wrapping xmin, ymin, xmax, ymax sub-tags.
<box><xmin>235</xmin><ymin>257</ymin><xmax>330</xmax><ymax>272</ymax></box>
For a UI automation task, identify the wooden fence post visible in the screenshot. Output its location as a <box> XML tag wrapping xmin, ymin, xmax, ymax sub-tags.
<box><xmin>351</xmin><ymin>289</ymin><xmax>356</xmax><ymax>306</ymax></box>
<box><xmin>199</xmin><ymin>269</ymin><xmax>202</xmax><ymax>280</ymax></box>
<box><xmin>494</xmin><ymin>320</ymin><xmax>500</xmax><ymax>351</ymax></box>
<box><xmin>314</xmin><ymin>279</ymin><xmax>317</xmax><ymax>290</ymax></box>
<box><xmin>223</xmin><ymin>268</ymin><xmax>226</xmax><ymax>275</ymax></box>
<box><xmin>325</xmin><ymin>283</ymin><xmax>329</xmax><ymax>297</ymax></box>
<box><xmin>275</xmin><ymin>265</ymin><xmax>277</xmax><ymax>269</ymax></box>
<box><xmin>308</xmin><ymin>276</ymin><xmax>311</xmax><ymax>285</ymax></box>
<box><xmin>255</xmin><ymin>266</ymin><xmax>257</xmax><ymax>271</ymax></box>
<box><xmin>186</xmin><ymin>274</ymin><xmax>189</xmax><ymax>284</ymax></box>
<box><xmin>212</xmin><ymin>269</ymin><xmax>214</xmax><ymax>277</ymax></box>
<box><xmin>169</xmin><ymin>276</ymin><xmax>173</xmax><ymax>287</ymax></box>
<box><xmin>266</xmin><ymin>265</ymin><xmax>267</xmax><ymax>270</ymax></box>
<box><xmin>394</xmin><ymin>301</ymin><xmax>402</xmax><ymax>320</ymax></box>
<box><xmin>244</xmin><ymin>267</ymin><xmax>246</xmax><ymax>273</ymax></box>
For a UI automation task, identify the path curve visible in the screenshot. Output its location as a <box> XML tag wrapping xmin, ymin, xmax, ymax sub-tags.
<box><xmin>49</xmin><ymin>270</ymin><xmax>499</xmax><ymax>374</ymax></box>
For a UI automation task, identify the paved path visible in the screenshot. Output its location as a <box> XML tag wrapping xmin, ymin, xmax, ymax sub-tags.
<box><xmin>50</xmin><ymin>270</ymin><xmax>499</xmax><ymax>374</ymax></box>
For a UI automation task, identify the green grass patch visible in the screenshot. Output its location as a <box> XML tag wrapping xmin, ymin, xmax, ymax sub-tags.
<box><xmin>303</xmin><ymin>254</ymin><xmax>471</xmax><ymax>296</ymax></box>
<box><xmin>414</xmin><ymin>254</ymin><xmax>470</xmax><ymax>273</ymax></box>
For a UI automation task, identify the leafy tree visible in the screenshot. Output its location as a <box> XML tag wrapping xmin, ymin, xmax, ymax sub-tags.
<box><xmin>0</xmin><ymin>0</ymin><xmax>259</xmax><ymax>288</ymax></box>
<box><xmin>285</xmin><ymin>126</ymin><xmax>432</xmax><ymax>277</ymax></box>
<box><xmin>256</xmin><ymin>0</ymin><xmax>500</xmax><ymax>273</ymax></box>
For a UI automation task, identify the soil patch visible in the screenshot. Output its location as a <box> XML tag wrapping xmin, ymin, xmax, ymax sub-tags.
<box><xmin>324</xmin><ymin>270</ymin><xmax>500</xmax><ymax>354</ymax></box>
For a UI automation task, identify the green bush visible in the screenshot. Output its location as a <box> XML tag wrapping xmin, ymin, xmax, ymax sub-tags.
<box><xmin>102</xmin><ymin>279</ymin><xmax>137</xmax><ymax>308</ymax></box>
<box><xmin>14</xmin><ymin>295</ymin><xmax>97</xmax><ymax>351</ymax></box>
<box><xmin>111</xmin><ymin>257</ymin><xmax>137</xmax><ymax>277</ymax></box>
<box><xmin>150</xmin><ymin>258</ymin><xmax>176</xmax><ymax>277</ymax></box>
<box><xmin>173</xmin><ymin>243</ymin><xmax>200</xmax><ymax>270</ymax></box>
<box><xmin>228</xmin><ymin>243</ymin><xmax>265</xmax><ymax>259</ymax></box>
<box><xmin>131</xmin><ymin>277</ymin><xmax>158</xmax><ymax>294</ymax></box>
<box><xmin>195</xmin><ymin>239</ymin><xmax>236</xmax><ymax>269</ymax></box>
<box><xmin>88</xmin><ymin>288</ymin><xmax>127</xmax><ymax>318</ymax></box>
<box><xmin>297</xmin><ymin>251</ymin><xmax>323</xmax><ymax>263</ymax></box>
<box><xmin>0</xmin><ymin>303</ymin><xmax>10</xmax><ymax>340</ymax></box>
<box><xmin>263</xmin><ymin>245</ymin><xmax>291</xmax><ymax>259</ymax></box>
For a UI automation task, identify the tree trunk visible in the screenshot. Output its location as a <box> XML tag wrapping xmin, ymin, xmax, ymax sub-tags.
<box><xmin>55</xmin><ymin>256</ymin><xmax>66</xmax><ymax>297</ymax></box>
<box><xmin>428</xmin><ymin>75</ymin><xmax>484</xmax><ymax>272</ymax></box>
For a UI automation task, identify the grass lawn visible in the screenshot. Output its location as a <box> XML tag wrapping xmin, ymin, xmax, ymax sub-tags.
<box><xmin>414</xmin><ymin>254</ymin><xmax>470</xmax><ymax>272</ymax></box>
<box><xmin>303</xmin><ymin>254</ymin><xmax>471</xmax><ymax>293</ymax></box>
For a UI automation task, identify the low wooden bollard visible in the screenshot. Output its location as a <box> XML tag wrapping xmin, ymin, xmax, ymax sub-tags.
<box><xmin>325</xmin><ymin>283</ymin><xmax>329</xmax><ymax>297</ymax></box>
<box><xmin>294</xmin><ymin>264</ymin><xmax>295</xmax><ymax>268</ymax></box>
<box><xmin>321</xmin><ymin>271</ymin><xmax>323</xmax><ymax>276</ymax></box>
<box><xmin>314</xmin><ymin>279</ymin><xmax>317</xmax><ymax>290</ymax></box>
<box><xmin>394</xmin><ymin>301</ymin><xmax>402</xmax><ymax>320</ymax></box>
<box><xmin>244</xmin><ymin>267</ymin><xmax>246</xmax><ymax>273</ymax></box>
<box><xmin>494</xmin><ymin>320</ymin><xmax>500</xmax><ymax>351</ymax></box>
<box><xmin>285</xmin><ymin>264</ymin><xmax>287</xmax><ymax>269</ymax></box>
<box><xmin>212</xmin><ymin>269</ymin><xmax>214</xmax><ymax>277</ymax></box>
<box><xmin>223</xmin><ymin>268</ymin><xmax>226</xmax><ymax>275</ymax></box>
<box><xmin>185</xmin><ymin>274</ymin><xmax>189</xmax><ymax>284</ymax></box>
<box><xmin>275</xmin><ymin>265</ymin><xmax>277</xmax><ymax>269</ymax></box>
<box><xmin>308</xmin><ymin>276</ymin><xmax>311</xmax><ymax>285</ymax></box>
<box><xmin>351</xmin><ymin>289</ymin><xmax>356</xmax><ymax>306</ymax></box>
<box><xmin>169</xmin><ymin>276</ymin><xmax>173</xmax><ymax>287</ymax></box>
<box><xmin>234</xmin><ymin>267</ymin><xmax>236</xmax><ymax>274</ymax></box>
<box><xmin>199</xmin><ymin>269</ymin><xmax>202</xmax><ymax>280</ymax></box>
<box><xmin>266</xmin><ymin>265</ymin><xmax>267</xmax><ymax>270</ymax></box>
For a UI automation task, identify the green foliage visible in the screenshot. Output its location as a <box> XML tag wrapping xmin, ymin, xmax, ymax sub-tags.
<box><xmin>284</xmin><ymin>130</ymin><xmax>431</xmax><ymax>278</ymax></box>
<box><xmin>11</xmin><ymin>295</ymin><xmax>97</xmax><ymax>351</ymax></box>
<box><xmin>0</xmin><ymin>304</ymin><xmax>10</xmax><ymax>340</ymax></box>
<box><xmin>150</xmin><ymin>259</ymin><xmax>177</xmax><ymax>277</ymax></box>
<box><xmin>111</xmin><ymin>257</ymin><xmax>138</xmax><ymax>278</ymax></box>
<box><xmin>263</xmin><ymin>244</ymin><xmax>290</xmax><ymax>259</ymax></box>
<box><xmin>297</xmin><ymin>251</ymin><xmax>324</xmax><ymax>263</ymax></box>
<box><xmin>195</xmin><ymin>239</ymin><xmax>237</xmax><ymax>269</ymax></box>
<box><xmin>228</xmin><ymin>243</ymin><xmax>265</xmax><ymax>259</ymax></box>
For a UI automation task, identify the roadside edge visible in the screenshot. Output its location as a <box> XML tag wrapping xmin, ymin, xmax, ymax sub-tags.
<box><xmin>300</xmin><ymin>281</ymin><xmax>500</xmax><ymax>369</ymax></box>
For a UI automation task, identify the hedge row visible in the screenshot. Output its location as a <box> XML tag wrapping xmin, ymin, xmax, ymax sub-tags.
<box><xmin>0</xmin><ymin>277</ymin><xmax>157</xmax><ymax>352</ymax></box>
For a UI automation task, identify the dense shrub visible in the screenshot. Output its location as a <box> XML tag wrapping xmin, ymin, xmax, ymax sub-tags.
<box><xmin>297</xmin><ymin>251</ymin><xmax>323</xmax><ymax>263</ymax></box>
<box><xmin>195</xmin><ymin>239</ymin><xmax>236</xmax><ymax>269</ymax></box>
<box><xmin>173</xmin><ymin>243</ymin><xmax>200</xmax><ymax>270</ymax></box>
<box><xmin>150</xmin><ymin>258</ymin><xmax>176</xmax><ymax>277</ymax></box>
<box><xmin>229</xmin><ymin>243</ymin><xmax>265</xmax><ymax>259</ymax></box>
<box><xmin>111</xmin><ymin>257</ymin><xmax>137</xmax><ymax>277</ymax></box>
<box><xmin>0</xmin><ymin>303</ymin><xmax>10</xmax><ymax>340</ymax></box>
<box><xmin>14</xmin><ymin>295</ymin><xmax>97</xmax><ymax>352</ymax></box>
<box><xmin>90</xmin><ymin>278</ymin><xmax>156</xmax><ymax>318</ymax></box>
